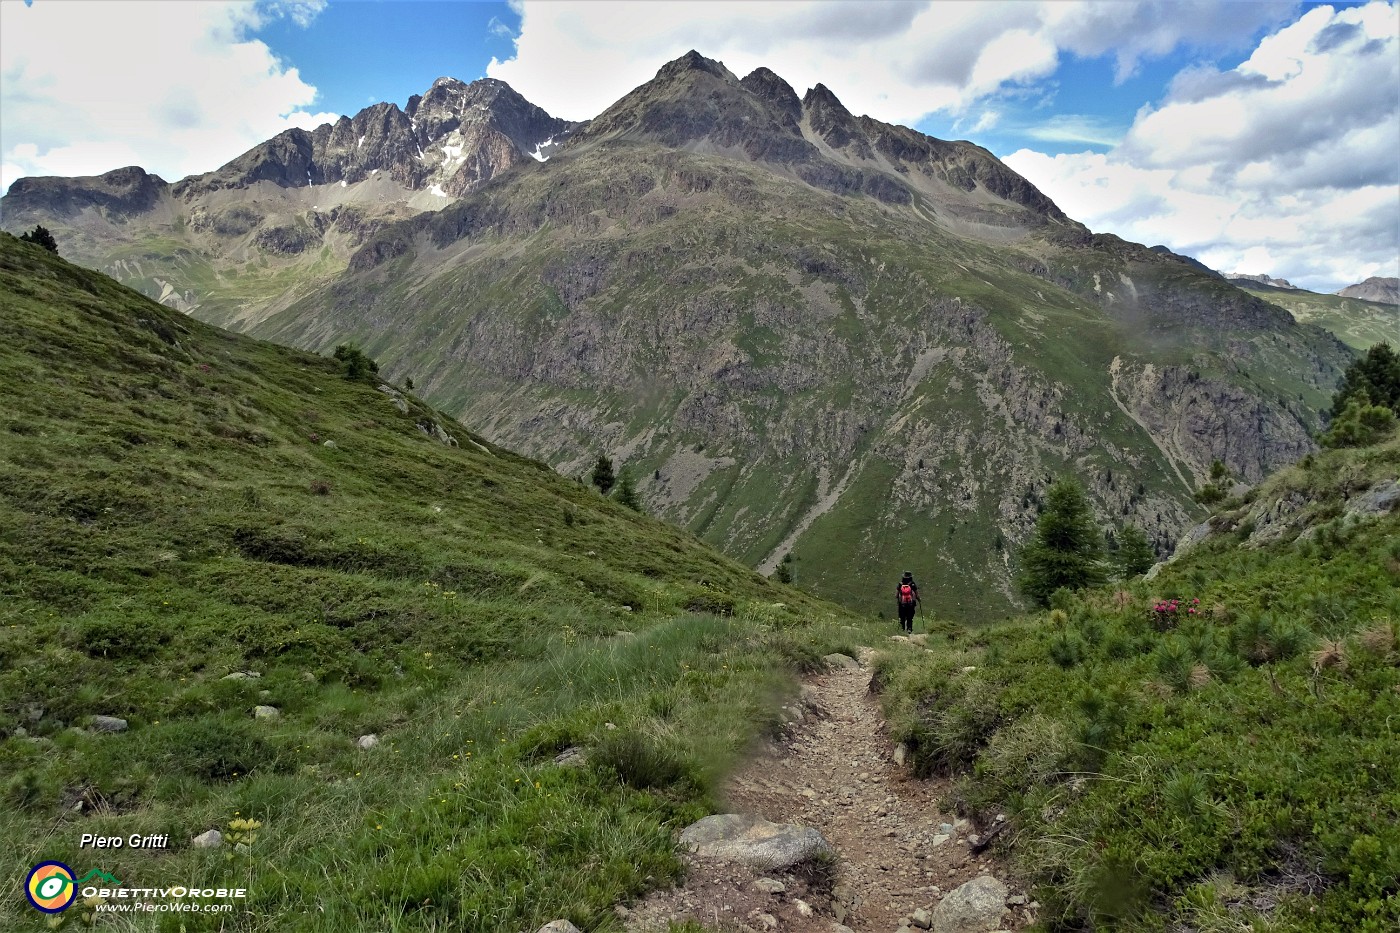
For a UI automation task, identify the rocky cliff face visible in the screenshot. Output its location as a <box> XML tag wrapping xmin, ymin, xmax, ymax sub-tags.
<box><xmin>1336</xmin><ymin>276</ymin><xmax>1399</xmax><ymax>304</ymax></box>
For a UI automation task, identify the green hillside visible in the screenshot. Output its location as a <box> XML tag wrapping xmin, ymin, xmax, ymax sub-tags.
<box><xmin>0</xmin><ymin>233</ymin><xmax>867</xmax><ymax>931</ymax></box>
<box><xmin>1240</xmin><ymin>285</ymin><xmax>1398</xmax><ymax>351</ymax></box>
<box><xmin>878</xmin><ymin>429</ymin><xmax>1400</xmax><ymax>930</ymax></box>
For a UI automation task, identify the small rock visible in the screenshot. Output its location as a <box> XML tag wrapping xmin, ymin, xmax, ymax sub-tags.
<box><xmin>536</xmin><ymin>922</ymin><xmax>581</xmax><ymax>933</ymax></box>
<box><xmin>1006</xmin><ymin>894</ymin><xmax>1027</xmax><ymax>906</ymax></box>
<box><xmin>893</xmin><ymin>743</ymin><xmax>909</xmax><ymax>766</ymax></box>
<box><xmin>794</xmin><ymin>898</ymin><xmax>814</xmax><ymax>917</ymax></box>
<box><xmin>753</xmin><ymin>878</ymin><xmax>786</xmax><ymax>894</ymax></box>
<box><xmin>12</xmin><ymin>726</ymin><xmax>26</xmax><ymax>738</ymax></box>
<box><xmin>301</xmin><ymin>672</ymin><xmax>317</xmax><ymax>682</ymax></box>
<box><xmin>553</xmin><ymin>746</ymin><xmax>586</xmax><ymax>768</ymax></box>
<box><xmin>24</xmin><ymin>704</ymin><xmax>44</xmax><ymax>722</ymax></box>
<box><xmin>680</xmin><ymin>813</ymin><xmax>834</xmax><ymax>870</ymax></box>
<box><xmin>392</xmin><ymin>397</ymin><xmax>410</xmax><ymax>414</ymax></box>
<box><xmin>824</xmin><ymin>653</ymin><xmax>860</xmax><ymax>670</ymax></box>
<box><xmin>603</xmin><ymin>722</ymin><xmax>616</xmax><ymax>730</ymax></box>
<box><xmin>909</xmin><ymin>633</ymin><xmax>929</xmax><ymax>645</ymax></box>
<box><xmin>253</xmin><ymin>706</ymin><xmax>280</xmax><ymax>721</ymax></box>
<box><xmin>356</xmin><ymin>734</ymin><xmax>380</xmax><ymax>750</ymax></box>
<box><xmin>960</xmin><ymin>666</ymin><xmax>977</xmax><ymax>673</ymax></box>
<box><xmin>192</xmin><ymin>829</ymin><xmax>223</xmax><ymax>849</ymax></box>
<box><xmin>222</xmin><ymin>671</ymin><xmax>260</xmax><ymax>681</ymax></box>
<box><xmin>831</xmin><ymin>926</ymin><xmax>856</xmax><ymax>933</ymax></box>
<box><xmin>928</xmin><ymin>834</ymin><xmax>950</xmax><ymax>848</ymax></box>
<box><xmin>323</xmin><ymin>440</ymin><xmax>337</xmax><ymax>448</ymax></box>
<box><xmin>258</xmin><ymin>690</ymin><xmax>272</xmax><ymax>699</ymax></box>
<box><xmin>234</xmin><ymin>843</ymin><xmax>251</xmax><ymax>854</ymax></box>
<box><xmin>90</xmin><ymin>716</ymin><xmax>128</xmax><ymax>733</ymax></box>
<box><xmin>933</xmin><ymin>875</ymin><xmax>1009</xmax><ymax>933</ymax></box>
<box><xmin>752</xmin><ymin>912</ymin><xmax>778</xmax><ymax>930</ymax></box>
<box><xmin>911</xmin><ymin>907</ymin><xmax>933</xmax><ymax>929</ymax></box>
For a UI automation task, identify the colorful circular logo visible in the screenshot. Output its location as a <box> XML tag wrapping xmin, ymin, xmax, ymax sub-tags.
<box><xmin>25</xmin><ymin>861</ymin><xmax>76</xmax><ymax>913</ymax></box>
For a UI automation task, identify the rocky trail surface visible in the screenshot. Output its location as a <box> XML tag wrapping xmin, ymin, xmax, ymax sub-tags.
<box><xmin>618</xmin><ymin>645</ymin><xmax>1035</xmax><ymax>933</ymax></box>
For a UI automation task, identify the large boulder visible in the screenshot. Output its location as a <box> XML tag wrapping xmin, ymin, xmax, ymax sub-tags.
<box><xmin>680</xmin><ymin>814</ymin><xmax>833</xmax><ymax>870</ymax></box>
<box><xmin>933</xmin><ymin>875</ymin><xmax>1008</xmax><ymax>933</ymax></box>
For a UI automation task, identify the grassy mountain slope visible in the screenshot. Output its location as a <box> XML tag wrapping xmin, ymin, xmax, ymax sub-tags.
<box><xmin>0</xmin><ymin>233</ymin><xmax>866</xmax><ymax>931</ymax></box>
<box><xmin>251</xmin><ymin>55</ymin><xmax>1352</xmax><ymax>623</ymax></box>
<box><xmin>878</xmin><ymin>429</ymin><xmax>1400</xmax><ymax>931</ymax></box>
<box><xmin>1237</xmin><ymin>284</ymin><xmax>1398</xmax><ymax>351</ymax></box>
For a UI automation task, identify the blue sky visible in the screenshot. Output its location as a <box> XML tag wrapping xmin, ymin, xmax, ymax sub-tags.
<box><xmin>2</xmin><ymin>0</ymin><xmax>1396</xmax><ymax>291</ymax></box>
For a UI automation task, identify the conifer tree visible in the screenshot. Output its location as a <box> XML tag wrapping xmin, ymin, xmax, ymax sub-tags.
<box><xmin>1331</xmin><ymin>342</ymin><xmax>1400</xmax><ymax>417</ymax></box>
<box><xmin>590</xmin><ymin>455</ymin><xmax>616</xmax><ymax>494</ymax></box>
<box><xmin>615</xmin><ymin>468</ymin><xmax>642</xmax><ymax>511</ymax></box>
<box><xmin>19</xmin><ymin>224</ymin><xmax>58</xmax><ymax>253</ymax></box>
<box><xmin>1116</xmin><ymin>523</ymin><xmax>1155</xmax><ymax>578</ymax></box>
<box><xmin>1017</xmin><ymin>477</ymin><xmax>1108</xmax><ymax>607</ymax></box>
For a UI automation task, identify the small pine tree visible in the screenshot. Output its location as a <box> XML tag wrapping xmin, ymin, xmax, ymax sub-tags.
<box><xmin>1116</xmin><ymin>523</ymin><xmax>1155</xmax><ymax>578</ymax></box>
<box><xmin>332</xmin><ymin>344</ymin><xmax>379</xmax><ymax>382</ymax></box>
<box><xmin>775</xmin><ymin>553</ymin><xmax>794</xmax><ymax>584</ymax></box>
<box><xmin>1320</xmin><ymin>393</ymin><xmax>1397</xmax><ymax>448</ymax></box>
<box><xmin>615</xmin><ymin>469</ymin><xmax>642</xmax><ymax>511</ymax></box>
<box><xmin>404</xmin><ymin>376</ymin><xmax>415</xmax><ymax>391</ymax></box>
<box><xmin>1017</xmin><ymin>477</ymin><xmax>1108</xmax><ymax>607</ymax></box>
<box><xmin>1331</xmin><ymin>342</ymin><xmax>1400</xmax><ymax>417</ymax></box>
<box><xmin>19</xmin><ymin>224</ymin><xmax>58</xmax><ymax>253</ymax></box>
<box><xmin>590</xmin><ymin>455</ymin><xmax>616</xmax><ymax>494</ymax></box>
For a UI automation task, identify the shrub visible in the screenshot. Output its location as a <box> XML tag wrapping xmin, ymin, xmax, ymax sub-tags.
<box><xmin>154</xmin><ymin>717</ymin><xmax>285</xmax><ymax>780</ymax></box>
<box><xmin>79</xmin><ymin>614</ymin><xmax>172</xmax><ymax>659</ymax></box>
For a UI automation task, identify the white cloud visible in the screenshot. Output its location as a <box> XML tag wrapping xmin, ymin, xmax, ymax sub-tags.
<box><xmin>486</xmin><ymin>15</ymin><xmax>515</xmax><ymax>39</ymax></box>
<box><xmin>1019</xmin><ymin>114</ymin><xmax>1125</xmax><ymax>147</ymax></box>
<box><xmin>0</xmin><ymin>0</ymin><xmax>338</xmax><ymax>193</ymax></box>
<box><xmin>486</xmin><ymin>0</ymin><xmax>1289</xmax><ymax>124</ymax></box>
<box><xmin>1004</xmin><ymin>2</ymin><xmax>1400</xmax><ymax>292</ymax></box>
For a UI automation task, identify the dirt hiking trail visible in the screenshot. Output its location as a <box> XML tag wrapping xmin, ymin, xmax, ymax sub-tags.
<box><xmin>622</xmin><ymin>645</ymin><xmax>1036</xmax><ymax>932</ymax></box>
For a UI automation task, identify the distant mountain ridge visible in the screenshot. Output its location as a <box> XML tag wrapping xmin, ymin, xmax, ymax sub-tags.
<box><xmin>1228</xmin><ymin>272</ymin><xmax>1298</xmax><ymax>290</ymax></box>
<box><xmin>1336</xmin><ymin>276</ymin><xmax>1399</xmax><ymax>304</ymax></box>
<box><xmin>0</xmin><ymin>76</ymin><xmax>577</xmax><ymax>324</ymax></box>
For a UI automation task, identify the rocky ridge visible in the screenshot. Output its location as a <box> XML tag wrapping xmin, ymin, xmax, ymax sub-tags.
<box><xmin>1228</xmin><ymin>272</ymin><xmax>1299</xmax><ymax>290</ymax></box>
<box><xmin>0</xmin><ymin>76</ymin><xmax>576</xmax><ymax>324</ymax></box>
<box><xmin>1336</xmin><ymin>276</ymin><xmax>1399</xmax><ymax>305</ymax></box>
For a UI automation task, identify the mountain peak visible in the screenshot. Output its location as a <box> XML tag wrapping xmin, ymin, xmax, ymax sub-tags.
<box><xmin>656</xmin><ymin>50</ymin><xmax>733</xmax><ymax>82</ymax></box>
<box><xmin>741</xmin><ymin>67</ymin><xmax>801</xmax><ymax>127</ymax></box>
<box><xmin>1336</xmin><ymin>276</ymin><xmax>1399</xmax><ymax>304</ymax></box>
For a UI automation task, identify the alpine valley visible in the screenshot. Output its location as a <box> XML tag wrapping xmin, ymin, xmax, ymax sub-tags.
<box><xmin>0</xmin><ymin>52</ymin><xmax>1356</xmax><ymax>620</ymax></box>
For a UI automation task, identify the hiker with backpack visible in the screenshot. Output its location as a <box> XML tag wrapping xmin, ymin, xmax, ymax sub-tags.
<box><xmin>896</xmin><ymin>571</ymin><xmax>920</xmax><ymax>633</ymax></box>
